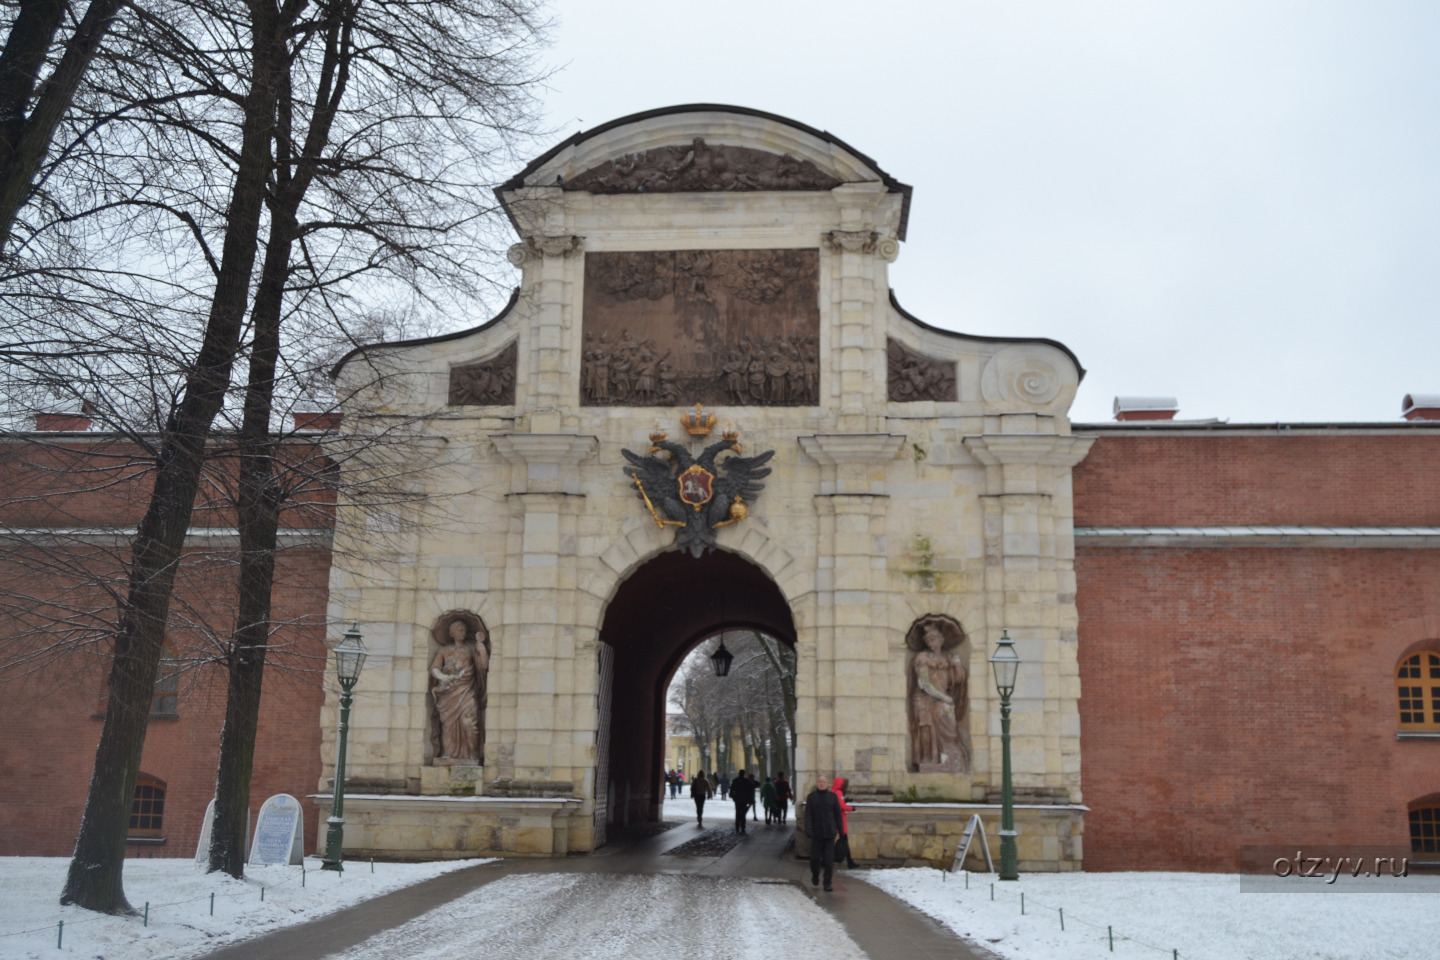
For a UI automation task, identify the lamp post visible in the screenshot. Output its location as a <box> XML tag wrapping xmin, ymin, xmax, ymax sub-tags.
<box><xmin>989</xmin><ymin>629</ymin><xmax>1020</xmax><ymax>881</ymax></box>
<box><xmin>322</xmin><ymin>623</ymin><xmax>367</xmax><ymax>871</ymax></box>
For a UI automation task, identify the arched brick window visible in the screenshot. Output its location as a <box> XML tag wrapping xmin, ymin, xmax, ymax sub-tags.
<box><xmin>1409</xmin><ymin>797</ymin><xmax>1440</xmax><ymax>855</ymax></box>
<box><xmin>1396</xmin><ymin>650</ymin><xmax>1440</xmax><ymax>731</ymax></box>
<box><xmin>129</xmin><ymin>774</ymin><xmax>166</xmax><ymax>838</ymax></box>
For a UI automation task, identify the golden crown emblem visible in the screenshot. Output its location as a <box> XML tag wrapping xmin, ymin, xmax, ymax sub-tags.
<box><xmin>682</xmin><ymin>403</ymin><xmax>716</xmax><ymax>436</ymax></box>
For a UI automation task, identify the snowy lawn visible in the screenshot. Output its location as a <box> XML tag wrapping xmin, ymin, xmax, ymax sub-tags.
<box><xmin>0</xmin><ymin>855</ymin><xmax>490</xmax><ymax>960</ymax></box>
<box><xmin>859</xmin><ymin>867</ymin><xmax>1440</xmax><ymax>960</ymax></box>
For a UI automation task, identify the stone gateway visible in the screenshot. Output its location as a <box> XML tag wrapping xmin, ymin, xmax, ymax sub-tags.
<box><xmin>324</xmin><ymin>105</ymin><xmax>1089</xmax><ymax>869</ymax></box>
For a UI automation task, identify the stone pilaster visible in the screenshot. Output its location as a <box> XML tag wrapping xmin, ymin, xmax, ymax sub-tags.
<box><xmin>962</xmin><ymin>434</ymin><xmax>1094</xmax><ymax>803</ymax></box>
<box><xmin>491</xmin><ymin>434</ymin><xmax>598</xmax><ymax>796</ymax></box>
<box><xmin>799</xmin><ymin>434</ymin><xmax>906</xmax><ymax>783</ymax></box>
<box><xmin>826</xmin><ymin>182</ymin><xmax>895</xmax><ymax>432</ymax></box>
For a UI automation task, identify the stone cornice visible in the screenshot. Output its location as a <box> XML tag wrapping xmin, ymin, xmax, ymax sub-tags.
<box><xmin>797</xmin><ymin>433</ymin><xmax>907</xmax><ymax>466</ymax></box>
<box><xmin>491</xmin><ymin>433</ymin><xmax>598</xmax><ymax>466</ymax></box>
<box><xmin>962</xmin><ymin>434</ymin><xmax>1094</xmax><ymax>469</ymax></box>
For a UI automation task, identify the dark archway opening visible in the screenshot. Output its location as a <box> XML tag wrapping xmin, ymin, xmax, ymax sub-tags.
<box><xmin>596</xmin><ymin>549</ymin><xmax>794</xmax><ymax>838</ymax></box>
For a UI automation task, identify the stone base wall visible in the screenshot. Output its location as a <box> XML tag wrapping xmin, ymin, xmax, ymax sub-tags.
<box><xmin>321</xmin><ymin>795</ymin><xmax>584</xmax><ymax>860</ymax></box>
<box><xmin>796</xmin><ymin>802</ymin><xmax>1085</xmax><ymax>872</ymax></box>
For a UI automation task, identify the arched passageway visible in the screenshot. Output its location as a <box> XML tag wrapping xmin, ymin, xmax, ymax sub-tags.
<box><xmin>596</xmin><ymin>549</ymin><xmax>795</xmax><ymax>836</ymax></box>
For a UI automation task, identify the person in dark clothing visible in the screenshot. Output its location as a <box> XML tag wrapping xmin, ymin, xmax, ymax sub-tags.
<box><xmin>730</xmin><ymin>769</ymin><xmax>758</xmax><ymax>834</ymax></box>
<box><xmin>773</xmin><ymin>772</ymin><xmax>793</xmax><ymax>824</ymax></box>
<box><xmin>804</xmin><ymin>774</ymin><xmax>843</xmax><ymax>891</ymax></box>
<box><xmin>760</xmin><ymin>776</ymin><xmax>777</xmax><ymax>825</ymax></box>
<box><xmin>718</xmin><ymin>772</ymin><xmax>731</xmax><ymax>800</ymax></box>
<box><xmin>690</xmin><ymin>771</ymin><xmax>713</xmax><ymax>828</ymax></box>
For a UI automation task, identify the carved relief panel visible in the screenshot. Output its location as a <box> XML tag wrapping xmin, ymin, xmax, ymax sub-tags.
<box><xmin>887</xmin><ymin>338</ymin><xmax>957</xmax><ymax>402</ymax></box>
<box><xmin>448</xmin><ymin>341</ymin><xmax>517</xmax><ymax>406</ymax></box>
<box><xmin>581</xmin><ymin>249</ymin><xmax>820</xmax><ymax>407</ymax></box>
<box><xmin>566</xmin><ymin>139</ymin><xmax>841</xmax><ymax>195</ymax></box>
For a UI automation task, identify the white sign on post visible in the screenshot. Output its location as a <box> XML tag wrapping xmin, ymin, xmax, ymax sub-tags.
<box><xmin>950</xmin><ymin>813</ymin><xmax>996</xmax><ymax>873</ymax></box>
<box><xmin>248</xmin><ymin>793</ymin><xmax>305</xmax><ymax>866</ymax></box>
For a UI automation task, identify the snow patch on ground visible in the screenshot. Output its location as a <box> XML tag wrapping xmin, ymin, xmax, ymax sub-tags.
<box><xmin>858</xmin><ymin>867</ymin><xmax>1440</xmax><ymax>960</ymax></box>
<box><xmin>331</xmin><ymin>873</ymin><xmax>867</xmax><ymax>960</ymax></box>
<box><xmin>0</xmin><ymin>856</ymin><xmax>489</xmax><ymax>960</ymax></box>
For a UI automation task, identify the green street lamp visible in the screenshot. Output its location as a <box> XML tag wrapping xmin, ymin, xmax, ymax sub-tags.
<box><xmin>989</xmin><ymin>629</ymin><xmax>1020</xmax><ymax>881</ymax></box>
<box><xmin>322</xmin><ymin>623</ymin><xmax>366</xmax><ymax>872</ymax></box>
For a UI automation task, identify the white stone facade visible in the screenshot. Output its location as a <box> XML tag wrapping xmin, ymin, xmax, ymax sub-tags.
<box><xmin>322</xmin><ymin>107</ymin><xmax>1091</xmax><ymax>867</ymax></box>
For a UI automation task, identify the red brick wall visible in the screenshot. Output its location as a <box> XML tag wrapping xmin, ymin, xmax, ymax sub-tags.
<box><xmin>0</xmin><ymin>545</ymin><xmax>330</xmax><ymax>858</ymax></box>
<box><xmin>1075</xmin><ymin>434</ymin><xmax>1440</xmax><ymax>527</ymax></box>
<box><xmin>1075</xmin><ymin>433</ymin><xmax>1440</xmax><ymax>871</ymax></box>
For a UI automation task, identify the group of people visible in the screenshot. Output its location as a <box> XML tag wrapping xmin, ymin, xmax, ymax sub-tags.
<box><xmin>675</xmin><ymin>767</ymin><xmax>860</xmax><ymax>893</ymax></box>
<box><xmin>682</xmin><ymin>770</ymin><xmax>794</xmax><ymax>833</ymax></box>
<box><xmin>663</xmin><ymin>769</ymin><xmax>687</xmax><ymax>798</ymax></box>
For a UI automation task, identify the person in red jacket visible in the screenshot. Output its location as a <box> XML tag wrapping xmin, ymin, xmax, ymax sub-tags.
<box><xmin>832</xmin><ymin>774</ymin><xmax>858</xmax><ymax>868</ymax></box>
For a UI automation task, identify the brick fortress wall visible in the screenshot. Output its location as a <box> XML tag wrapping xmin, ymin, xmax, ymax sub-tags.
<box><xmin>1073</xmin><ymin>432</ymin><xmax>1440</xmax><ymax>871</ymax></box>
<box><xmin>0</xmin><ymin>436</ymin><xmax>333</xmax><ymax>858</ymax></box>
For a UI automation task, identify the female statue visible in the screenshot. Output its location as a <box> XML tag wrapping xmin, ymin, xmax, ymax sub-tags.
<box><xmin>906</xmin><ymin>616</ymin><xmax>970</xmax><ymax>772</ymax></box>
<box><xmin>429</xmin><ymin>611</ymin><xmax>490</xmax><ymax>763</ymax></box>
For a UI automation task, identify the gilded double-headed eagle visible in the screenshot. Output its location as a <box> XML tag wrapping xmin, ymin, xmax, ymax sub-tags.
<box><xmin>622</xmin><ymin>435</ymin><xmax>774</xmax><ymax>557</ymax></box>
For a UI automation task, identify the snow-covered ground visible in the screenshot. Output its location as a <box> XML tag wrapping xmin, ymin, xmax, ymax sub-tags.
<box><xmin>330</xmin><ymin>873</ymin><xmax>866</xmax><ymax>960</ymax></box>
<box><xmin>0</xmin><ymin>856</ymin><xmax>488</xmax><ymax>960</ymax></box>
<box><xmin>858</xmin><ymin>867</ymin><xmax>1440</xmax><ymax>960</ymax></box>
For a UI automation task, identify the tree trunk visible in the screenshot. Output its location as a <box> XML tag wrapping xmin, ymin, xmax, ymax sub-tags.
<box><xmin>60</xmin><ymin>3</ymin><xmax>284</xmax><ymax>914</ymax></box>
<box><xmin>0</xmin><ymin>0</ymin><xmax>129</xmax><ymax>250</ymax></box>
<box><xmin>208</xmin><ymin>16</ymin><xmax>350</xmax><ymax>877</ymax></box>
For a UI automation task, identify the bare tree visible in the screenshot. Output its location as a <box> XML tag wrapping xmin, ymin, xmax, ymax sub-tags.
<box><xmin>671</xmin><ymin>631</ymin><xmax>795</xmax><ymax>782</ymax></box>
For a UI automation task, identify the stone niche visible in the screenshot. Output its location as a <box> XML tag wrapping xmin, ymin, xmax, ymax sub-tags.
<box><xmin>580</xmin><ymin>249</ymin><xmax>820</xmax><ymax>407</ymax></box>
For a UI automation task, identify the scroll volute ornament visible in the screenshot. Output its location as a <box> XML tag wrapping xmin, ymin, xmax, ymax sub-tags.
<box><xmin>887</xmin><ymin>339</ymin><xmax>957</xmax><ymax>402</ymax></box>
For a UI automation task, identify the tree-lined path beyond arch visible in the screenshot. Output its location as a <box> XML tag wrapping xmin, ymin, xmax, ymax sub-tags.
<box><xmin>199</xmin><ymin>810</ymin><xmax>996</xmax><ymax>960</ymax></box>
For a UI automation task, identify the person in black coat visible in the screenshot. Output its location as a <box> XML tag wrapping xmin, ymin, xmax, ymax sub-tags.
<box><xmin>729</xmin><ymin>769</ymin><xmax>758</xmax><ymax>834</ymax></box>
<box><xmin>804</xmin><ymin>774</ymin><xmax>843</xmax><ymax>891</ymax></box>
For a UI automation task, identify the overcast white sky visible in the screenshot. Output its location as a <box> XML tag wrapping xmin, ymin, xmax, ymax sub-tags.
<box><xmin>517</xmin><ymin>0</ymin><xmax>1440</xmax><ymax>424</ymax></box>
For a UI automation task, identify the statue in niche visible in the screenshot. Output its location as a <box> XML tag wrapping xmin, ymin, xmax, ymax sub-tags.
<box><xmin>906</xmin><ymin>615</ymin><xmax>971</xmax><ymax>773</ymax></box>
<box><xmin>428</xmin><ymin>611</ymin><xmax>490</xmax><ymax>765</ymax></box>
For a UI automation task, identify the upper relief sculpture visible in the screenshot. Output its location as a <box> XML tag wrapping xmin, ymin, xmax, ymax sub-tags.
<box><xmin>582</xmin><ymin>250</ymin><xmax>820</xmax><ymax>407</ymax></box>
<box><xmin>887</xmin><ymin>339</ymin><xmax>957</xmax><ymax>402</ymax></box>
<box><xmin>565</xmin><ymin>138</ymin><xmax>842</xmax><ymax>194</ymax></box>
<box><xmin>906</xmin><ymin>615</ymin><xmax>971</xmax><ymax>773</ymax></box>
<box><xmin>429</xmin><ymin>611</ymin><xmax>490</xmax><ymax>765</ymax></box>
<box><xmin>448</xmin><ymin>341</ymin><xmax>517</xmax><ymax>406</ymax></box>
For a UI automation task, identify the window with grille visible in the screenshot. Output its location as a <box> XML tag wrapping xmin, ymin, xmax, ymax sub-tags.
<box><xmin>129</xmin><ymin>776</ymin><xmax>166</xmax><ymax>838</ymax></box>
<box><xmin>1396</xmin><ymin>652</ymin><xmax>1440</xmax><ymax>730</ymax></box>
<box><xmin>151</xmin><ymin>653</ymin><xmax>179</xmax><ymax>717</ymax></box>
<box><xmin>1410</xmin><ymin>806</ymin><xmax>1439</xmax><ymax>855</ymax></box>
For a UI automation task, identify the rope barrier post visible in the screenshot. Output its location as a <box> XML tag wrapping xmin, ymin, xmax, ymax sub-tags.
<box><xmin>302</xmin><ymin>865</ymin><xmax>306</xmax><ymax>887</ymax></box>
<box><xmin>990</xmin><ymin>882</ymin><xmax>994</xmax><ymax>901</ymax></box>
<box><xmin>1059</xmin><ymin>907</ymin><xmax>1064</xmax><ymax>930</ymax></box>
<box><xmin>965</xmin><ymin>872</ymin><xmax>969</xmax><ymax>890</ymax></box>
<box><xmin>144</xmin><ymin>902</ymin><xmax>149</xmax><ymax>927</ymax></box>
<box><xmin>210</xmin><ymin>892</ymin><xmax>214</xmax><ymax>916</ymax></box>
<box><xmin>260</xmin><ymin>886</ymin><xmax>265</xmax><ymax>902</ymax></box>
<box><xmin>1108</xmin><ymin>925</ymin><xmax>1113</xmax><ymax>952</ymax></box>
<box><xmin>1021</xmin><ymin>892</ymin><xmax>1025</xmax><ymax>915</ymax></box>
<box><xmin>370</xmin><ymin>858</ymin><xmax>374</xmax><ymax>874</ymax></box>
<box><xmin>56</xmin><ymin>920</ymin><xmax>62</xmax><ymax>949</ymax></box>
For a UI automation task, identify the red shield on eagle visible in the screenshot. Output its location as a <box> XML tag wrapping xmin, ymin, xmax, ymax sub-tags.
<box><xmin>677</xmin><ymin>464</ymin><xmax>715</xmax><ymax>511</ymax></box>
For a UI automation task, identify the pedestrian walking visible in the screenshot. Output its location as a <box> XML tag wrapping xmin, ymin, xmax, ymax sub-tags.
<box><xmin>832</xmin><ymin>774</ymin><xmax>858</xmax><ymax>868</ymax></box>
<box><xmin>773</xmin><ymin>771</ymin><xmax>792</xmax><ymax>824</ymax></box>
<box><xmin>718</xmin><ymin>772</ymin><xmax>731</xmax><ymax>800</ymax></box>
<box><xmin>690</xmin><ymin>771</ymin><xmax>712</xmax><ymax>828</ymax></box>
<box><xmin>760</xmin><ymin>776</ymin><xmax>777</xmax><ymax>825</ymax></box>
<box><xmin>804</xmin><ymin>774</ymin><xmax>843</xmax><ymax>891</ymax></box>
<box><xmin>730</xmin><ymin>769</ymin><xmax>757</xmax><ymax>835</ymax></box>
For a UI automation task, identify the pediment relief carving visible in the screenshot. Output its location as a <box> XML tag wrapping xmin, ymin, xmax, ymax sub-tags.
<box><xmin>565</xmin><ymin>138</ymin><xmax>842</xmax><ymax>195</ymax></box>
<box><xmin>887</xmin><ymin>338</ymin><xmax>957</xmax><ymax>402</ymax></box>
<box><xmin>448</xmin><ymin>341</ymin><xmax>517</xmax><ymax>406</ymax></box>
